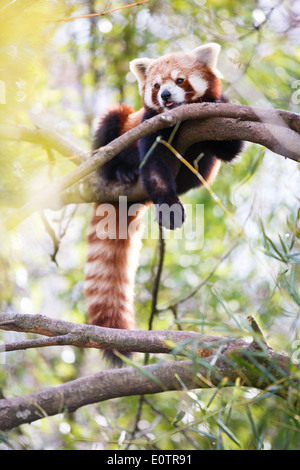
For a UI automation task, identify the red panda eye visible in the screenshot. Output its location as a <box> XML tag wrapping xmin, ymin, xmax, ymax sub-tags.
<box><xmin>154</xmin><ymin>83</ymin><xmax>160</xmax><ymax>90</ymax></box>
<box><xmin>176</xmin><ymin>78</ymin><xmax>184</xmax><ymax>85</ymax></box>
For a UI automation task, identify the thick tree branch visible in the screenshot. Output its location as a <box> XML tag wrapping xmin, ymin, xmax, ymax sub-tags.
<box><xmin>0</xmin><ymin>316</ymin><xmax>293</xmax><ymax>431</ymax></box>
<box><xmin>0</xmin><ymin>310</ymin><xmax>295</xmax><ymax>433</ymax></box>
<box><xmin>0</xmin><ymin>123</ymin><xmax>85</xmax><ymax>162</ymax></box>
<box><xmin>0</xmin><ymin>357</ymin><xmax>289</xmax><ymax>432</ymax></box>
<box><xmin>0</xmin><ymin>311</ymin><xmax>238</xmax><ymax>354</ymax></box>
<box><xmin>2</xmin><ymin>103</ymin><xmax>300</xmax><ymax>228</ymax></box>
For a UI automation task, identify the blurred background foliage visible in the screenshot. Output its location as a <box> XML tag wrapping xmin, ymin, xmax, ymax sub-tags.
<box><xmin>0</xmin><ymin>0</ymin><xmax>299</xmax><ymax>450</ymax></box>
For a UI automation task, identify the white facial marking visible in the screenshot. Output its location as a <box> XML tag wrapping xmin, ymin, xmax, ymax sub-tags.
<box><xmin>144</xmin><ymin>83</ymin><xmax>158</xmax><ymax>110</ymax></box>
<box><xmin>153</xmin><ymin>74</ymin><xmax>162</xmax><ymax>85</ymax></box>
<box><xmin>158</xmin><ymin>79</ymin><xmax>185</xmax><ymax>108</ymax></box>
<box><xmin>171</xmin><ymin>70</ymin><xmax>180</xmax><ymax>80</ymax></box>
<box><xmin>188</xmin><ymin>74</ymin><xmax>208</xmax><ymax>99</ymax></box>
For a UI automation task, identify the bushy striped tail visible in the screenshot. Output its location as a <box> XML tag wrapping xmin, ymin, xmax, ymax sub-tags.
<box><xmin>84</xmin><ymin>201</ymin><xmax>146</xmax><ymax>366</ymax></box>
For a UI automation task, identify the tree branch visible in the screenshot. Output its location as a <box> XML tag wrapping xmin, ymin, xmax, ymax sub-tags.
<box><xmin>0</xmin><ymin>310</ymin><xmax>295</xmax><ymax>432</ymax></box>
<box><xmin>0</xmin><ymin>338</ymin><xmax>293</xmax><ymax>432</ymax></box>
<box><xmin>2</xmin><ymin>103</ymin><xmax>300</xmax><ymax>228</ymax></box>
<box><xmin>0</xmin><ymin>311</ymin><xmax>237</xmax><ymax>355</ymax></box>
<box><xmin>0</xmin><ymin>123</ymin><xmax>85</xmax><ymax>162</ymax></box>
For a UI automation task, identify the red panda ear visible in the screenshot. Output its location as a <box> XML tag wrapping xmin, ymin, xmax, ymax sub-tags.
<box><xmin>193</xmin><ymin>43</ymin><xmax>223</xmax><ymax>78</ymax></box>
<box><xmin>130</xmin><ymin>58</ymin><xmax>153</xmax><ymax>94</ymax></box>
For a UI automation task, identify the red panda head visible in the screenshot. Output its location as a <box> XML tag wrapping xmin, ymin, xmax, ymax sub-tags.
<box><xmin>130</xmin><ymin>43</ymin><xmax>222</xmax><ymax>113</ymax></box>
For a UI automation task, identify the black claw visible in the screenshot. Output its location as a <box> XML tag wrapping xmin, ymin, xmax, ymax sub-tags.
<box><xmin>115</xmin><ymin>167</ymin><xmax>139</xmax><ymax>184</ymax></box>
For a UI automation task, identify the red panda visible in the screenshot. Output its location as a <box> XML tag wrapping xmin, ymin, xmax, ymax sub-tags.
<box><xmin>84</xmin><ymin>43</ymin><xmax>243</xmax><ymax>365</ymax></box>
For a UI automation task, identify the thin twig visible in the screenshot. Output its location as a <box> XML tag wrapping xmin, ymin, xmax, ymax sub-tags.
<box><xmin>43</xmin><ymin>0</ymin><xmax>151</xmax><ymax>23</ymax></box>
<box><xmin>149</xmin><ymin>226</ymin><xmax>166</xmax><ymax>331</ymax></box>
<box><xmin>131</xmin><ymin>226</ymin><xmax>166</xmax><ymax>442</ymax></box>
<box><xmin>143</xmin><ymin>397</ymin><xmax>202</xmax><ymax>450</ymax></box>
<box><xmin>247</xmin><ymin>315</ymin><xmax>270</xmax><ymax>349</ymax></box>
<box><xmin>3</xmin><ymin>334</ymin><xmax>73</xmax><ymax>352</ymax></box>
<box><xmin>157</xmin><ymin>234</ymin><xmax>241</xmax><ymax>314</ymax></box>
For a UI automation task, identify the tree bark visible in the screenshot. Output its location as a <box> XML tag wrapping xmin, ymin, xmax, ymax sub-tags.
<box><xmin>0</xmin><ymin>311</ymin><xmax>293</xmax><ymax>432</ymax></box>
<box><xmin>0</xmin><ymin>311</ymin><xmax>241</xmax><ymax>354</ymax></box>
<box><xmin>2</xmin><ymin>102</ymin><xmax>300</xmax><ymax>228</ymax></box>
<box><xmin>0</xmin><ymin>103</ymin><xmax>298</xmax><ymax>431</ymax></box>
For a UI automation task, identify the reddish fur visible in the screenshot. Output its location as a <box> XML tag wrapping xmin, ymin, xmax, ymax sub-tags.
<box><xmin>201</xmin><ymin>69</ymin><xmax>221</xmax><ymax>101</ymax></box>
<box><xmin>140</xmin><ymin>52</ymin><xmax>222</xmax><ymax>111</ymax></box>
<box><xmin>114</xmin><ymin>103</ymin><xmax>135</xmax><ymax>133</ymax></box>
<box><xmin>121</xmin><ymin>108</ymin><xmax>144</xmax><ymax>134</ymax></box>
<box><xmin>85</xmin><ymin>202</ymin><xmax>147</xmax><ymax>334</ymax></box>
<box><xmin>85</xmin><ymin>49</ymin><xmax>223</xmax><ymax>363</ymax></box>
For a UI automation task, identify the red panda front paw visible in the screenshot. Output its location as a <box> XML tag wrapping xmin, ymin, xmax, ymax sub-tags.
<box><xmin>155</xmin><ymin>199</ymin><xmax>186</xmax><ymax>230</ymax></box>
<box><xmin>115</xmin><ymin>166</ymin><xmax>139</xmax><ymax>184</ymax></box>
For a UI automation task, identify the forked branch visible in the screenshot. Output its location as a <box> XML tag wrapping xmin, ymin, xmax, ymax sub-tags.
<box><xmin>1</xmin><ymin>102</ymin><xmax>299</xmax><ymax>228</ymax></box>
<box><xmin>0</xmin><ymin>311</ymin><xmax>295</xmax><ymax>432</ymax></box>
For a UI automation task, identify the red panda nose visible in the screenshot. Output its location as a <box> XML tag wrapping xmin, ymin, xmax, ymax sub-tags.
<box><xmin>161</xmin><ymin>89</ymin><xmax>172</xmax><ymax>101</ymax></box>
